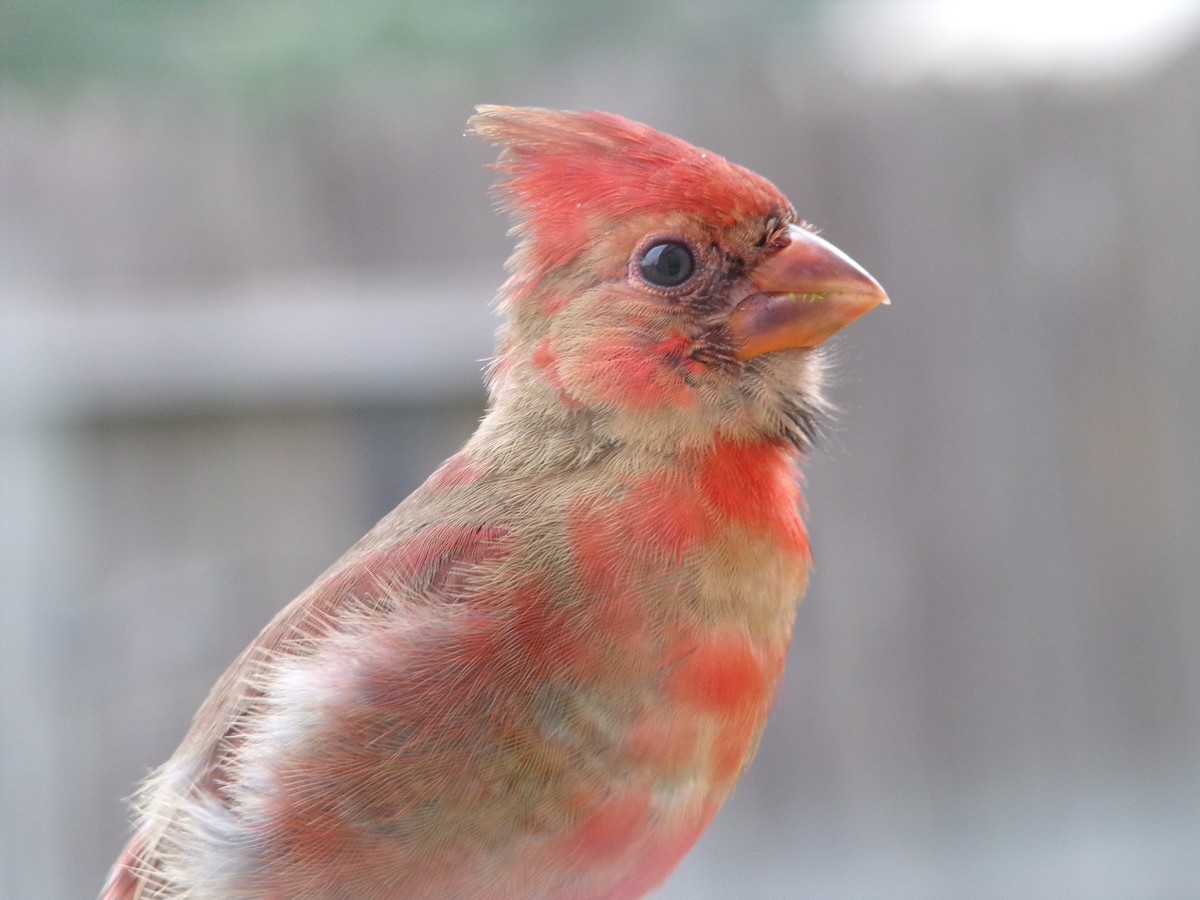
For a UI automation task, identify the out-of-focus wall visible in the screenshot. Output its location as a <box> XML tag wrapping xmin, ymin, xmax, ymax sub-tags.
<box><xmin>2</xmin><ymin>6</ymin><xmax>1198</xmax><ymax>897</ymax></box>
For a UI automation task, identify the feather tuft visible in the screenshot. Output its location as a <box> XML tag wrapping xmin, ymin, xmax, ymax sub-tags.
<box><xmin>469</xmin><ymin>105</ymin><xmax>790</xmax><ymax>273</ymax></box>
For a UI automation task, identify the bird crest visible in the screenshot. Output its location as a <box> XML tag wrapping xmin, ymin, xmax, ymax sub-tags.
<box><xmin>469</xmin><ymin>105</ymin><xmax>790</xmax><ymax>273</ymax></box>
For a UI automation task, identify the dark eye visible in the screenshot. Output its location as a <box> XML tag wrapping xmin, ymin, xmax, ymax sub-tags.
<box><xmin>638</xmin><ymin>241</ymin><xmax>695</xmax><ymax>288</ymax></box>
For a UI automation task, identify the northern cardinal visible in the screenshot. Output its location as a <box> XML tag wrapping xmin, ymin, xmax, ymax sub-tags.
<box><xmin>103</xmin><ymin>105</ymin><xmax>886</xmax><ymax>899</ymax></box>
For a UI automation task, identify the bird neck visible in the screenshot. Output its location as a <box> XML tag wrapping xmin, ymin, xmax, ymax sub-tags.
<box><xmin>466</xmin><ymin>392</ymin><xmax>804</xmax><ymax>484</ymax></box>
<box><xmin>474</xmin><ymin>347</ymin><xmax>810</xmax><ymax>476</ymax></box>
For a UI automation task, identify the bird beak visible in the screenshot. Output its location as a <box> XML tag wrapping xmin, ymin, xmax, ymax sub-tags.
<box><xmin>728</xmin><ymin>223</ymin><xmax>889</xmax><ymax>359</ymax></box>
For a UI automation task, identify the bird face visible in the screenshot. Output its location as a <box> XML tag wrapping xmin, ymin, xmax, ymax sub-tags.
<box><xmin>507</xmin><ymin>207</ymin><xmax>885</xmax><ymax>450</ymax></box>
<box><xmin>472</xmin><ymin>106</ymin><xmax>887</xmax><ymax>451</ymax></box>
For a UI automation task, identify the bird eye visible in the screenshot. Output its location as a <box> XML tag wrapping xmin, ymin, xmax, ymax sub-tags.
<box><xmin>638</xmin><ymin>241</ymin><xmax>695</xmax><ymax>288</ymax></box>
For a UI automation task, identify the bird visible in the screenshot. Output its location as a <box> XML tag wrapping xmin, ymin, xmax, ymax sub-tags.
<box><xmin>103</xmin><ymin>105</ymin><xmax>887</xmax><ymax>899</ymax></box>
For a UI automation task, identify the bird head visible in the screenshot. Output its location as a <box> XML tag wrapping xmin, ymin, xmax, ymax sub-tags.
<box><xmin>469</xmin><ymin>106</ymin><xmax>887</xmax><ymax>454</ymax></box>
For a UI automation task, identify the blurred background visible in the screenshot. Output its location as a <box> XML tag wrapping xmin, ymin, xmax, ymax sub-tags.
<box><xmin>2</xmin><ymin>1</ymin><xmax>1199</xmax><ymax>897</ymax></box>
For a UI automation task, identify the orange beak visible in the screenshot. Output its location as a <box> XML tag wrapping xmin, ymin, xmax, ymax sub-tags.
<box><xmin>728</xmin><ymin>223</ymin><xmax>889</xmax><ymax>359</ymax></box>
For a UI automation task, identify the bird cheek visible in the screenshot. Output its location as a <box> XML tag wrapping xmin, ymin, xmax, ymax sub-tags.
<box><xmin>539</xmin><ymin>291</ymin><xmax>571</xmax><ymax>318</ymax></box>
<box><xmin>532</xmin><ymin>337</ymin><xmax>581</xmax><ymax>407</ymax></box>
<box><xmin>561</xmin><ymin>331</ymin><xmax>700</xmax><ymax>412</ymax></box>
